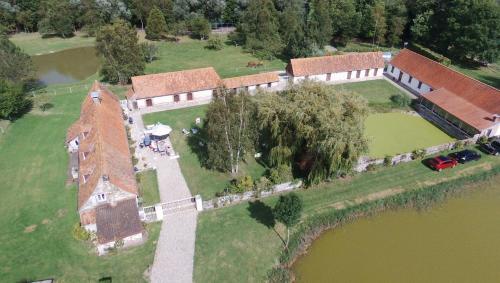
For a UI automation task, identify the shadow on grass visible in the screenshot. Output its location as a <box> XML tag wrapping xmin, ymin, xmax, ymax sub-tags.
<box><xmin>247</xmin><ymin>200</ymin><xmax>275</xmax><ymax>228</ymax></box>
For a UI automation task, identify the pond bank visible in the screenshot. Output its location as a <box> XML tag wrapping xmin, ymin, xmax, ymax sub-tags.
<box><xmin>270</xmin><ymin>165</ymin><xmax>500</xmax><ymax>282</ymax></box>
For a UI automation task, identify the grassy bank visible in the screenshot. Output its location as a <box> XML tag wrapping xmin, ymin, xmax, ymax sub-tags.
<box><xmin>194</xmin><ymin>152</ymin><xmax>500</xmax><ymax>282</ymax></box>
<box><xmin>276</xmin><ymin>166</ymin><xmax>500</xmax><ymax>281</ymax></box>
<box><xmin>0</xmin><ymin>84</ymin><xmax>160</xmax><ymax>282</ymax></box>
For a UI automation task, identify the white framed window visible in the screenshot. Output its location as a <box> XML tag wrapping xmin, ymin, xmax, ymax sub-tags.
<box><xmin>83</xmin><ymin>174</ymin><xmax>90</xmax><ymax>183</ymax></box>
<box><xmin>96</xmin><ymin>193</ymin><xmax>106</xmax><ymax>202</ymax></box>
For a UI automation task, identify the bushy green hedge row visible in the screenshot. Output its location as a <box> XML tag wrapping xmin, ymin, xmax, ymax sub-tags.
<box><xmin>269</xmin><ymin>164</ymin><xmax>500</xmax><ymax>282</ymax></box>
<box><xmin>409</xmin><ymin>43</ymin><xmax>452</xmax><ymax>66</ymax></box>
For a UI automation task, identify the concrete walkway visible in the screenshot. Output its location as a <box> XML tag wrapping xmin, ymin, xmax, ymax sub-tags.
<box><xmin>127</xmin><ymin>110</ymin><xmax>198</xmax><ymax>283</ymax></box>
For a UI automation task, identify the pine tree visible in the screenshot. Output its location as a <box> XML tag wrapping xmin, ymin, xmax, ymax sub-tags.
<box><xmin>331</xmin><ymin>0</ymin><xmax>361</xmax><ymax>45</ymax></box>
<box><xmin>385</xmin><ymin>0</ymin><xmax>407</xmax><ymax>47</ymax></box>
<box><xmin>223</xmin><ymin>0</ymin><xmax>239</xmax><ymax>25</ymax></box>
<box><xmin>146</xmin><ymin>7</ymin><xmax>167</xmax><ymax>40</ymax></box>
<box><xmin>279</xmin><ymin>0</ymin><xmax>311</xmax><ymax>58</ymax></box>
<box><xmin>239</xmin><ymin>0</ymin><xmax>282</xmax><ymax>58</ymax></box>
<box><xmin>306</xmin><ymin>0</ymin><xmax>333</xmax><ymax>48</ymax></box>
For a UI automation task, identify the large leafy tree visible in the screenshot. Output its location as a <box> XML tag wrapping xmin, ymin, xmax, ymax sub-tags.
<box><xmin>0</xmin><ymin>34</ymin><xmax>34</xmax><ymax>84</ymax></box>
<box><xmin>38</xmin><ymin>0</ymin><xmax>74</xmax><ymax>37</ymax></box>
<box><xmin>385</xmin><ymin>0</ymin><xmax>407</xmax><ymax>47</ymax></box>
<box><xmin>96</xmin><ymin>20</ymin><xmax>145</xmax><ymax>84</ymax></box>
<box><xmin>273</xmin><ymin>193</ymin><xmax>303</xmax><ymax>248</ymax></box>
<box><xmin>146</xmin><ymin>7</ymin><xmax>167</xmax><ymax>40</ymax></box>
<box><xmin>330</xmin><ymin>0</ymin><xmax>361</xmax><ymax>45</ymax></box>
<box><xmin>279</xmin><ymin>0</ymin><xmax>311</xmax><ymax>58</ymax></box>
<box><xmin>0</xmin><ymin>80</ymin><xmax>32</xmax><ymax>120</ymax></box>
<box><xmin>411</xmin><ymin>0</ymin><xmax>500</xmax><ymax>63</ymax></box>
<box><xmin>306</xmin><ymin>0</ymin><xmax>333</xmax><ymax>48</ymax></box>
<box><xmin>204</xmin><ymin>87</ymin><xmax>257</xmax><ymax>175</ymax></box>
<box><xmin>257</xmin><ymin>81</ymin><xmax>369</xmax><ymax>184</ymax></box>
<box><xmin>238</xmin><ymin>0</ymin><xmax>282</xmax><ymax>58</ymax></box>
<box><xmin>189</xmin><ymin>16</ymin><xmax>211</xmax><ymax>39</ymax></box>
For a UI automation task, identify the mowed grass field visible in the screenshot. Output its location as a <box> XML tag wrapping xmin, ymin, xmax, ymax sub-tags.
<box><xmin>146</xmin><ymin>37</ymin><xmax>286</xmax><ymax>78</ymax></box>
<box><xmin>9</xmin><ymin>32</ymin><xmax>96</xmax><ymax>55</ymax></box>
<box><xmin>194</xmin><ymin>152</ymin><xmax>500</xmax><ymax>282</ymax></box>
<box><xmin>0</xmin><ymin>86</ymin><xmax>160</xmax><ymax>282</ymax></box>
<box><xmin>365</xmin><ymin>112</ymin><xmax>455</xmax><ymax>158</ymax></box>
<box><xmin>143</xmin><ymin>106</ymin><xmax>267</xmax><ymax>199</ymax></box>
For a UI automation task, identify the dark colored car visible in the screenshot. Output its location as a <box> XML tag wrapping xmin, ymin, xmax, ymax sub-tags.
<box><xmin>448</xmin><ymin>149</ymin><xmax>481</xmax><ymax>164</ymax></box>
<box><xmin>428</xmin><ymin>155</ymin><xmax>458</xmax><ymax>171</ymax></box>
<box><xmin>480</xmin><ymin>141</ymin><xmax>500</xmax><ymax>156</ymax></box>
<box><xmin>128</xmin><ymin>116</ymin><xmax>134</xmax><ymax>124</ymax></box>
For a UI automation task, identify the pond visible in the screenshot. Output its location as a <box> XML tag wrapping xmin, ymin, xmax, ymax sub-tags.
<box><xmin>292</xmin><ymin>180</ymin><xmax>500</xmax><ymax>282</ymax></box>
<box><xmin>32</xmin><ymin>46</ymin><xmax>101</xmax><ymax>85</ymax></box>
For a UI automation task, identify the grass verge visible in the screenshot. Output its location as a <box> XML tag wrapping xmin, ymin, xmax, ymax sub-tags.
<box><xmin>137</xmin><ymin>169</ymin><xmax>160</xmax><ymax>206</ymax></box>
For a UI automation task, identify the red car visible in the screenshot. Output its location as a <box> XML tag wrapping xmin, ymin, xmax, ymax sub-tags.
<box><xmin>428</xmin><ymin>155</ymin><xmax>458</xmax><ymax>171</ymax></box>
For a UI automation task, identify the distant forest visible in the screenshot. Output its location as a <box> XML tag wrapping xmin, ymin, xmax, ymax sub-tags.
<box><xmin>0</xmin><ymin>0</ymin><xmax>499</xmax><ymax>62</ymax></box>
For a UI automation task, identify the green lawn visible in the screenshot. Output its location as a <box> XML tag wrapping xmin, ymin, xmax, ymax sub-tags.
<box><xmin>0</xmin><ymin>85</ymin><xmax>160</xmax><ymax>282</ymax></box>
<box><xmin>137</xmin><ymin>169</ymin><xmax>161</xmax><ymax>206</ymax></box>
<box><xmin>143</xmin><ymin>106</ymin><xmax>267</xmax><ymax>199</ymax></box>
<box><xmin>331</xmin><ymin>79</ymin><xmax>410</xmax><ymax>112</ymax></box>
<box><xmin>194</xmin><ymin>151</ymin><xmax>500</xmax><ymax>282</ymax></box>
<box><xmin>365</xmin><ymin>112</ymin><xmax>454</xmax><ymax>158</ymax></box>
<box><xmin>450</xmin><ymin>60</ymin><xmax>500</xmax><ymax>89</ymax></box>
<box><xmin>9</xmin><ymin>32</ymin><xmax>96</xmax><ymax>55</ymax></box>
<box><xmin>146</xmin><ymin>38</ymin><xmax>286</xmax><ymax>78</ymax></box>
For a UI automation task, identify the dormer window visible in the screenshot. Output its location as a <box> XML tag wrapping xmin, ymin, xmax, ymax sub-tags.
<box><xmin>83</xmin><ymin>174</ymin><xmax>90</xmax><ymax>183</ymax></box>
<box><xmin>82</xmin><ymin>131</ymin><xmax>89</xmax><ymax>139</ymax></box>
<box><xmin>81</xmin><ymin>151</ymin><xmax>89</xmax><ymax>160</ymax></box>
<box><xmin>96</xmin><ymin>193</ymin><xmax>106</xmax><ymax>202</ymax></box>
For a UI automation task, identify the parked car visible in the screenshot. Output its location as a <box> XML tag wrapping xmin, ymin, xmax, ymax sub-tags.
<box><xmin>428</xmin><ymin>155</ymin><xmax>458</xmax><ymax>171</ymax></box>
<box><xmin>448</xmin><ymin>149</ymin><xmax>481</xmax><ymax>164</ymax></box>
<box><xmin>480</xmin><ymin>141</ymin><xmax>500</xmax><ymax>156</ymax></box>
<box><xmin>128</xmin><ymin>116</ymin><xmax>134</xmax><ymax>124</ymax></box>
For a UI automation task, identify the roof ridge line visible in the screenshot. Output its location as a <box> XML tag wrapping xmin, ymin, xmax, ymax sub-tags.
<box><xmin>403</xmin><ymin>49</ymin><xmax>500</xmax><ymax>91</ymax></box>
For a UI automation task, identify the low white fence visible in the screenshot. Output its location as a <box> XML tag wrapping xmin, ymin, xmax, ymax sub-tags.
<box><xmin>355</xmin><ymin>137</ymin><xmax>478</xmax><ymax>172</ymax></box>
<box><xmin>202</xmin><ymin>181</ymin><xmax>303</xmax><ymax>210</ymax></box>
<box><xmin>140</xmin><ymin>195</ymin><xmax>202</xmax><ymax>222</ymax></box>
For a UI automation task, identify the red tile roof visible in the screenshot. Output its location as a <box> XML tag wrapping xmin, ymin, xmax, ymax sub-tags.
<box><xmin>130</xmin><ymin>67</ymin><xmax>221</xmax><ymax>99</ymax></box>
<box><xmin>286</xmin><ymin>52</ymin><xmax>384</xmax><ymax>77</ymax></box>
<box><xmin>391</xmin><ymin>49</ymin><xmax>500</xmax><ymax>130</ymax></box>
<box><xmin>69</xmin><ymin>82</ymin><xmax>138</xmax><ymax>209</ymax></box>
<box><xmin>222</xmin><ymin>72</ymin><xmax>279</xmax><ymax>89</ymax></box>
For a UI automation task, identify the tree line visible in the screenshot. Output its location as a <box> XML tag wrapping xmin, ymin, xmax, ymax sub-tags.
<box><xmin>1</xmin><ymin>0</ymin><xmax>498</xmax><ymax>62</ymax></box>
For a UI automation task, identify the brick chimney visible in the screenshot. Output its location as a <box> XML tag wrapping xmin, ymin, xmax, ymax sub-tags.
<box><xmin>493</xmin><ymin>114</ymin><xmax>500</xmax><ymax>123</ymax></box>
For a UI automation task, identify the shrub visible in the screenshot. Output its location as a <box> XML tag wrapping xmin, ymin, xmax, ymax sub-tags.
<box><xmin>267</xmin><ymin>266</ymin><xmax>290</xmax><ymax>282</ymax></box>
<box><xmin>477</xmin><ymin>136</ymin><xmax>489</xmax><ymax>144</ymax></box>
<box><xmin>206</xmin><ymin>35</ymin><xmax>224</xmax><ymax>50</ymax></box>
<box><xmin>365</xmin><ymin>163</ymin><xmax>378</xmax><ymax>172</ymax></box>
<box><xmin>268</xmin><ymin>164</ymin><xmax>293</xmax><ymax>184</ymax></box>
<box><xmin>141</xmin><ymin>42</ymin><xmax>158</xmax><ymax>63</ymax></box>
<box><xmin>72</xmin><ymin>223</ymin><xmax>90</xmax><ymax>241</ymax></box>
<box><xmin>189</xmin><ymin>16</ymin><xmax>210</xmax><ymax>39</ymax></box>
<box><xmin>412</xmin><ymin>149</ymin><xmax>426</xmax><ymax>160</ymax></box>
<box><xmin>390</xmin><ymin>93</ymin><xmax>411</xmax><ymax>108</ymax></box>
<box><xmin>383</xmin><ymin>155</ymin><xmax>393</xmax><ymax>167</ymax></box>
<box><xmin>171</xmin><ymin>21</ymin><xmax>188</xmax><ymax>37</ymax></box>
<box><xmin>229</xmin><ymin>175</ymin><xmax>254</xmax><ymax>194</ymax></box>
<box><xmin>453</xmin><ymin>140</ymin><xmax>465</xmax><ymax>149</ymax></box>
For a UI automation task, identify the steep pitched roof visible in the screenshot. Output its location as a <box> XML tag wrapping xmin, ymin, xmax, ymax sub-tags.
<box><xmin>391</xmin><ymin>49</ymin><xmax>500</xmax><ymax>130</ymax></box>
<box><xmin>130</xmin><ymin>67</ymin><xmax>221</xmax><ymax>99</ymax></box>
<box><xmin>96</xmin><ymin>199</ymin><xmax>143</xmax><ymax>244</ymax></box>
<box><xmin>222</xmin><ymin>72</ymin><xmax>279</xmax><ymax>89</ymax></box>
<box><xmin>286</xmin><ymin>52</ymin><xmax>385</xmax><ymax>77</ymax></box>
<box><xmin>72</xmin><ymin>82</ymin><xmax>138</xmax><ymax>209</ymax></box>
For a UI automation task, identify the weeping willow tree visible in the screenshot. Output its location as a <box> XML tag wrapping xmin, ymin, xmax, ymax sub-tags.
<box><xmin>257</xmin><ymin>81</ymin><xmax>369</xmax><ymax>184</ymax></box>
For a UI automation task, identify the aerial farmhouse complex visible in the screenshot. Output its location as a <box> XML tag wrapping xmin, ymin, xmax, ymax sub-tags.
<box><xmin>387</xmin><ymin>49</ymin><xmax>500</xmax><ymax>139</ymax></box>
<box><xmin>286</xmin><ymin>52</ymin><xmax>385</xmax><ymax>83</ymax></box>
<box><xmin>66</xmin><ymin>82</ymin><xmax>143</xmax><ymax>254</ymax></box>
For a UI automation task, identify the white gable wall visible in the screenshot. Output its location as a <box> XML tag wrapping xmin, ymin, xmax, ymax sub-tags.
<box><xmin>386</xmin><ymin>64</ymin><xmax>432</xmax><ymax>95</ymax></box>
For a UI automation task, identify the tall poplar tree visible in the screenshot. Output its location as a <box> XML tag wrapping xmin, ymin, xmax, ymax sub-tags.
<box><xmin>279</xmin><ymin>0</ymin><xmax>311</xmax><ymax>58</ymax></box>
<box><xmin>306</xmin><ymin>0</ymin><xmax>333</xmax><ymax>48</ymax></box>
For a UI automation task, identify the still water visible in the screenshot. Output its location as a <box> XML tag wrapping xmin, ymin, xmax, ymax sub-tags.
<box><xmin>32</xmin><ymin>46</ymin><xmax>100</xmax><ymax>85</ymax></box>
<box><xmin>293</xmin><ymin>180</ymin><xmax>500</xmax><ymax>283</ymax></box>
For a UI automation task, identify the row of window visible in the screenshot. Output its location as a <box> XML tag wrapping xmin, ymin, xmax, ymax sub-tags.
<box><xmin>391</xmin><ymin>65</ymin><xmax>430</xmax><ymax>91</ymax></box>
